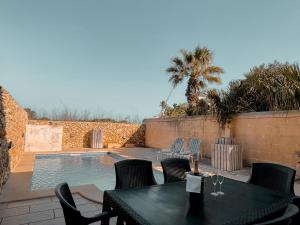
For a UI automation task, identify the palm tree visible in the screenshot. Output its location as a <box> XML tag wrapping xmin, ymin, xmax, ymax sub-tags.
<box><xmin>166</xmin><ymin>47</ymin><xmax>224</xmax><ymax>110</ymax></box>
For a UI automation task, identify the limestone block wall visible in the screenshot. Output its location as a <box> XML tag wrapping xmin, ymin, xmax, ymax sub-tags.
<box><xmin>28</xmin><ymin>120</ymin><xmax>145</xmax><ymax>149</ymax></box>
<box><xmin>0</xmin><ymin>140</ymin><xmax>10</xmax><ymax>191</ymax></box>
<box><xmin>231</xmin><ymin>111</ymin><xmax>300</xmax><ymax>168</ymax></box>
<box><xmin>0</xmin><ymin>86</ymin><xmax>28</xmax><ymax>190</ymax></box>
<box><xmin>144</xmin><ymin>111</ymin><xmax>300</xmax><ymax>168</ymax></box>
<box><xmin>144</xmin><ymin>116</ymin><xmax>223</xmax><ymax>158</ymax></box>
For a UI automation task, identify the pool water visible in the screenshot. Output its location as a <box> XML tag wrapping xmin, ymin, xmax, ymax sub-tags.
<box><xmin>31</xmin><ymin>152</ymin><xmax>163</xmax><ymax>191</ymax></box>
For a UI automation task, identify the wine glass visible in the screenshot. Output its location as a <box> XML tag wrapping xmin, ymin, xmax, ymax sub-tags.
<box><xmin>210</xmin><ymin>173</ymin><xmax>219</xmax><ymax>196</ymax></box>
<box><xmin>217</xmin><ymin>172</ymin><xmax>225</xmax><ymax>195</ymax></box>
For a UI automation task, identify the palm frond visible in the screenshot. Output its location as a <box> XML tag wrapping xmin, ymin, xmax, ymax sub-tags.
<box><xmin>166</xmin><ymin>67</ymin><xmax>178</xmax><ymax>73</ymax></box>
<box><xmin>205</xmin><ymin>76</ymin><xmax>222</xmax><ymax>84</ymax></box>
<box><xmin>194</xmin><ymin>47</ymin><xmax>212</xmax><ymax>65</ymax></box>
<box><xmin>204</xmin><ymin>66</ymin><xmax>224</xmax><ymax>75</ymax></box>
<box><xmin>282</xmin><ymin>63</ymin><xmax>300</xmax><ymax>82</ymax></box>
<box><xmin>171</xmin><ymin>57</ymin><xmax>184</xmax><ymax>66</ymax></box>
<box><xmin>168</xmin><ymin>74</ymin><xmax>184</xmax><ymax>88</ymax></box>
<box><xmin>180</xmin><ymin>49</ymin><xmax>194</xmax><ymax>65</ymax></box>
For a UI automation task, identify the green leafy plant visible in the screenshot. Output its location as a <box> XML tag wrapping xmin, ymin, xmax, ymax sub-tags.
<box><xmin>208</xmin><ymin>61</ymin><xmax>300</xmax><ymax>126</ymax></box>
<box><xmin>159</xmin><ymin>101</ymin><xmax>187</xmax><ymax>117</ymax></box>
<box><xmin>186</xmin><ymin>99</ymin><xmax>210</xmax><ymax>116</ymax></box>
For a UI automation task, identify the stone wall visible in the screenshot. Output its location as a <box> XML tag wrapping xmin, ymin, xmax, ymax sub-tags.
<box><xmin>144</xmin><ymin>116</ymin><xmax>223</xmax><ymax>158</ymax></box>
<box><xmin>0</xmin><ymin>140</ymin><xmax>10</xmax><ymax>192</ymax></box>
<box><xmin>144</xmin><ymin>111</ymin><xmax>300</xmax><ymax>169</ymax></box>
<box><xmin>28</xmin><ymin>120</ymin><xmax>145</xmax><ymax>149</ymax></box>
<box><xmin>25</xmin><ymin>124</ymin><xmax>63</xmax><ymax>152</ymax></box>
<box><xmin>0</xmin><ymin>87</ymin><xmax>28</xmax><ymax>190</ymax></box>
<box><xmin>231</xmin><ymin>111</ymin><xmax>300</xmax><ymax>168</ymax></box>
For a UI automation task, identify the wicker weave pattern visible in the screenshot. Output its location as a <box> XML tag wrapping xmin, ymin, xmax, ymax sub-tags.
<box><xmin>249</xmin><ymin>163</ymin><xmax>296</xmax><ymax>195</ymax></box>
<box><xmin>114</xmin><ymin>159</ymin><xmax>157</xmax><ymax>189</ymax></box>
<box><xmin>161</xmin><ymin>158</ymin><xmax>191</xmax><ymax>183</ymax></box>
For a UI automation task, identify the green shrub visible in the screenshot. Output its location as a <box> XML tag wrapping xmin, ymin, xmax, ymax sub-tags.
<box><xmin>208</xmin><ymin>61</ymin><xmax>300</xmax><ymax>126</ymax></box>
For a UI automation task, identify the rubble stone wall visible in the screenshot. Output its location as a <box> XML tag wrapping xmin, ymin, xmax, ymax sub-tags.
<box><xmin>0</xmin><ymin>87</ymin><xmax>28</xmax><ymax>190</ymax></box>
<box><xmin>28</xmin><ymin>120</ymin><xmax>145</xmax><ymax>149</ymax></box>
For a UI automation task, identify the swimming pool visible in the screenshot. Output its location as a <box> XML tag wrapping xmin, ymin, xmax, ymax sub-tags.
<box><xmin>31</xmin><ymin>152</ymin><xmax>163</xmax><ymax>191</ymax></box>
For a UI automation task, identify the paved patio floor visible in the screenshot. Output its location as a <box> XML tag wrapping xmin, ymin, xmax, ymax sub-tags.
<box><xmin>1</xmin><ymin>147</ymin><xmax>299</xmax><ymax>225</ymax></box>
<box><xmin>0</xmin><ymin>194</ymin><xmax>117</xmax><ymax>225</ymax></box>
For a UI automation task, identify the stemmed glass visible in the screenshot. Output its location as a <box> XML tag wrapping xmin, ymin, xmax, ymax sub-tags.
<box><xmin>217</xmin><ymin>171</ymin><xmax>225</xmax><ymax>195</ymax></box>
<box><xmin>210</xmin><ymin>173</ymin><xmax>219</xmax><ymax>196</ymax></box>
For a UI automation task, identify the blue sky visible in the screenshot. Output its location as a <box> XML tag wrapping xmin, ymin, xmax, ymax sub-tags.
<box><xmin>1</xmin><ymin>0</ymin><xmax>299</xmax><ymax>119</ymax></box>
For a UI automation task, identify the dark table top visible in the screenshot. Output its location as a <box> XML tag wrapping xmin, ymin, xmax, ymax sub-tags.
<box><xmin>103</xmin><ymin>178</ymin><xmax>290</xmax><ymax>225</ymax></box>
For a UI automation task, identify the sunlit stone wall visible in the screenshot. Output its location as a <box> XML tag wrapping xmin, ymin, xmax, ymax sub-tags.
<box><xmin>144</xmin><ymin>111</ymin><xmax>300</xmax><ymax>169</ymax></box>
<box><xmin>144</xmin><ymin>116</ymin><xmax>222</xmax><ymax>158</ymax></box>
<box><xmin>0</xmin><ymin>86</ymin><xmax>28</xmax><ymax>190</ymax></box>
<box><xmin>28</xmin><ymin>120</ymin><xmax>145</xmax><ymax>149</ymax></box>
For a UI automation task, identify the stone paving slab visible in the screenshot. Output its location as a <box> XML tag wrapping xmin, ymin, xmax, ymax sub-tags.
<box><xmin>1</xmin><ymin>209</ymin><xmax>54</xmax><ymax>225</ymax></box>
<box><xmin>0</xmin><ymin>205</ymin><xmax>29</xmax><ymax>217</ymax></box>
<box><xmin>7</xmin><ymin>198</ymin><xmax>52</xmax><ymax>209</ymax></box>
<box><xmin>0</xmin><ymin>204</ymin><xmax>7</xmax><ymax>210</ymax></box>
<box><xmin>30</xmin><ymin>202</ymin><xmax>61</xmax><ymax>213</ymax></box>
<box><xmin>29</xmin><ymin>217</ymin><xmax>65</xmax><ymax>225</ymax></box>
<box><xmin>54</xmin><ymin>203</ymin><xmax>100</xmax><ymax>218</ymax></box>
<box><xmin>0</xmin><ymin>195</ymin><xmax>116</xmax><ymax>225</ymax></box>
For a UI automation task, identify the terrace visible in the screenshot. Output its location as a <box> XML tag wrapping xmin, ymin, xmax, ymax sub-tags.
<box><xmin>1</xmin><ymin>144</ymin><xmax>300</xmax><ymax>225</ymax></box>
<box><xmin>0</xmin><ymin>148</ymin><xmax>253</xmax><ymax>225</ymax></box>
<box><xmin>1</xmin><ymin>1</ymin><xmax>300</xmax><ymax>224</ymax></box>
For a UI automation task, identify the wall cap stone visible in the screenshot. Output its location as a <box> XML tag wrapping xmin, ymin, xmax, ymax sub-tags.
<box><xmin>143</xmin><ymin>115</ymin><xmax>216</xmax><ymax>123</ymax></box>
<box><xmin>29</xmin><ymin>119</ymin><xmax>141</xmax><ymax>125</ymax></box>
<box><xmin>234</xmin><ymin>110</ymin><xmax>300</xmax><ymax>119</ymax></box>
<box><xmin>144</xmin><ymin>110</ymin><xmax>300</xmax><ymax>123</ymax></box>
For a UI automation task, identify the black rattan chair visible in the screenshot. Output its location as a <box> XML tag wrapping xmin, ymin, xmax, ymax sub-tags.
<box><xmin>248</xmin><ymin>163</ymin><xmax>296</xmax><ymax>195</ymax></box>
<box><xmin>161</xmin><ymin>158</ymin><xmax>191</xmax><ymax>183</ymax></box>
<box><xmin>254</xmin><ymin>204</ymin><xmax>298</xmax><ymax>225</ymax></box>
<box><xmin>55</xmin><ymin>183</ymin><xmax>114</xmax><ymax>225</ymax></box>
<box><xmin>114</xmin><ymin>159</ymin><xmax>157</xmax><ymax>225</ymax></box>
<box><xmin>114</xmin><ymin>159</ymin><xmax>157</xmax><ymax>189</ymax></box>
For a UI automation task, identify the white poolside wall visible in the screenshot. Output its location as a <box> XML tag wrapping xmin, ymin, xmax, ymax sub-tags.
<box><xmin>25</xmin><ymin>124</ymin><xmax>63</xmax><ymax>152</ymax></box>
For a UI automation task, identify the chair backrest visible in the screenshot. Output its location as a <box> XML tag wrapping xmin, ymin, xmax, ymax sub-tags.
<box><xmin>161</xmin><ymin>158</ymin><xmax>191</xmax><ymax>183</ymax></box>
<box><xmin>55</xmin><ymin>183</ymin><xmax>82</xmax><ymax>225</ymax></box>
<box><xmin>114</xmin><ymin>159</ymin><xmax>157</xmax><ymax>189</ymax></box>
<box><xmin>189</xmin><ymin>138</ymin><xmax>201</xmax><ymax>155</ymax></box>
<box><xmin>170</xmin><ymin>138</ymin><xmax>184</xmax><ymax>153</ymax></box>
<box><xmin>249</xmin><ymin>163</ymin><xmax>296</xmax><ymax>195</ymax></box>
<box><xmin>254</xmin><ymin>204</ymin><xmax>298</xmax><ymax>225</ymax></box>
